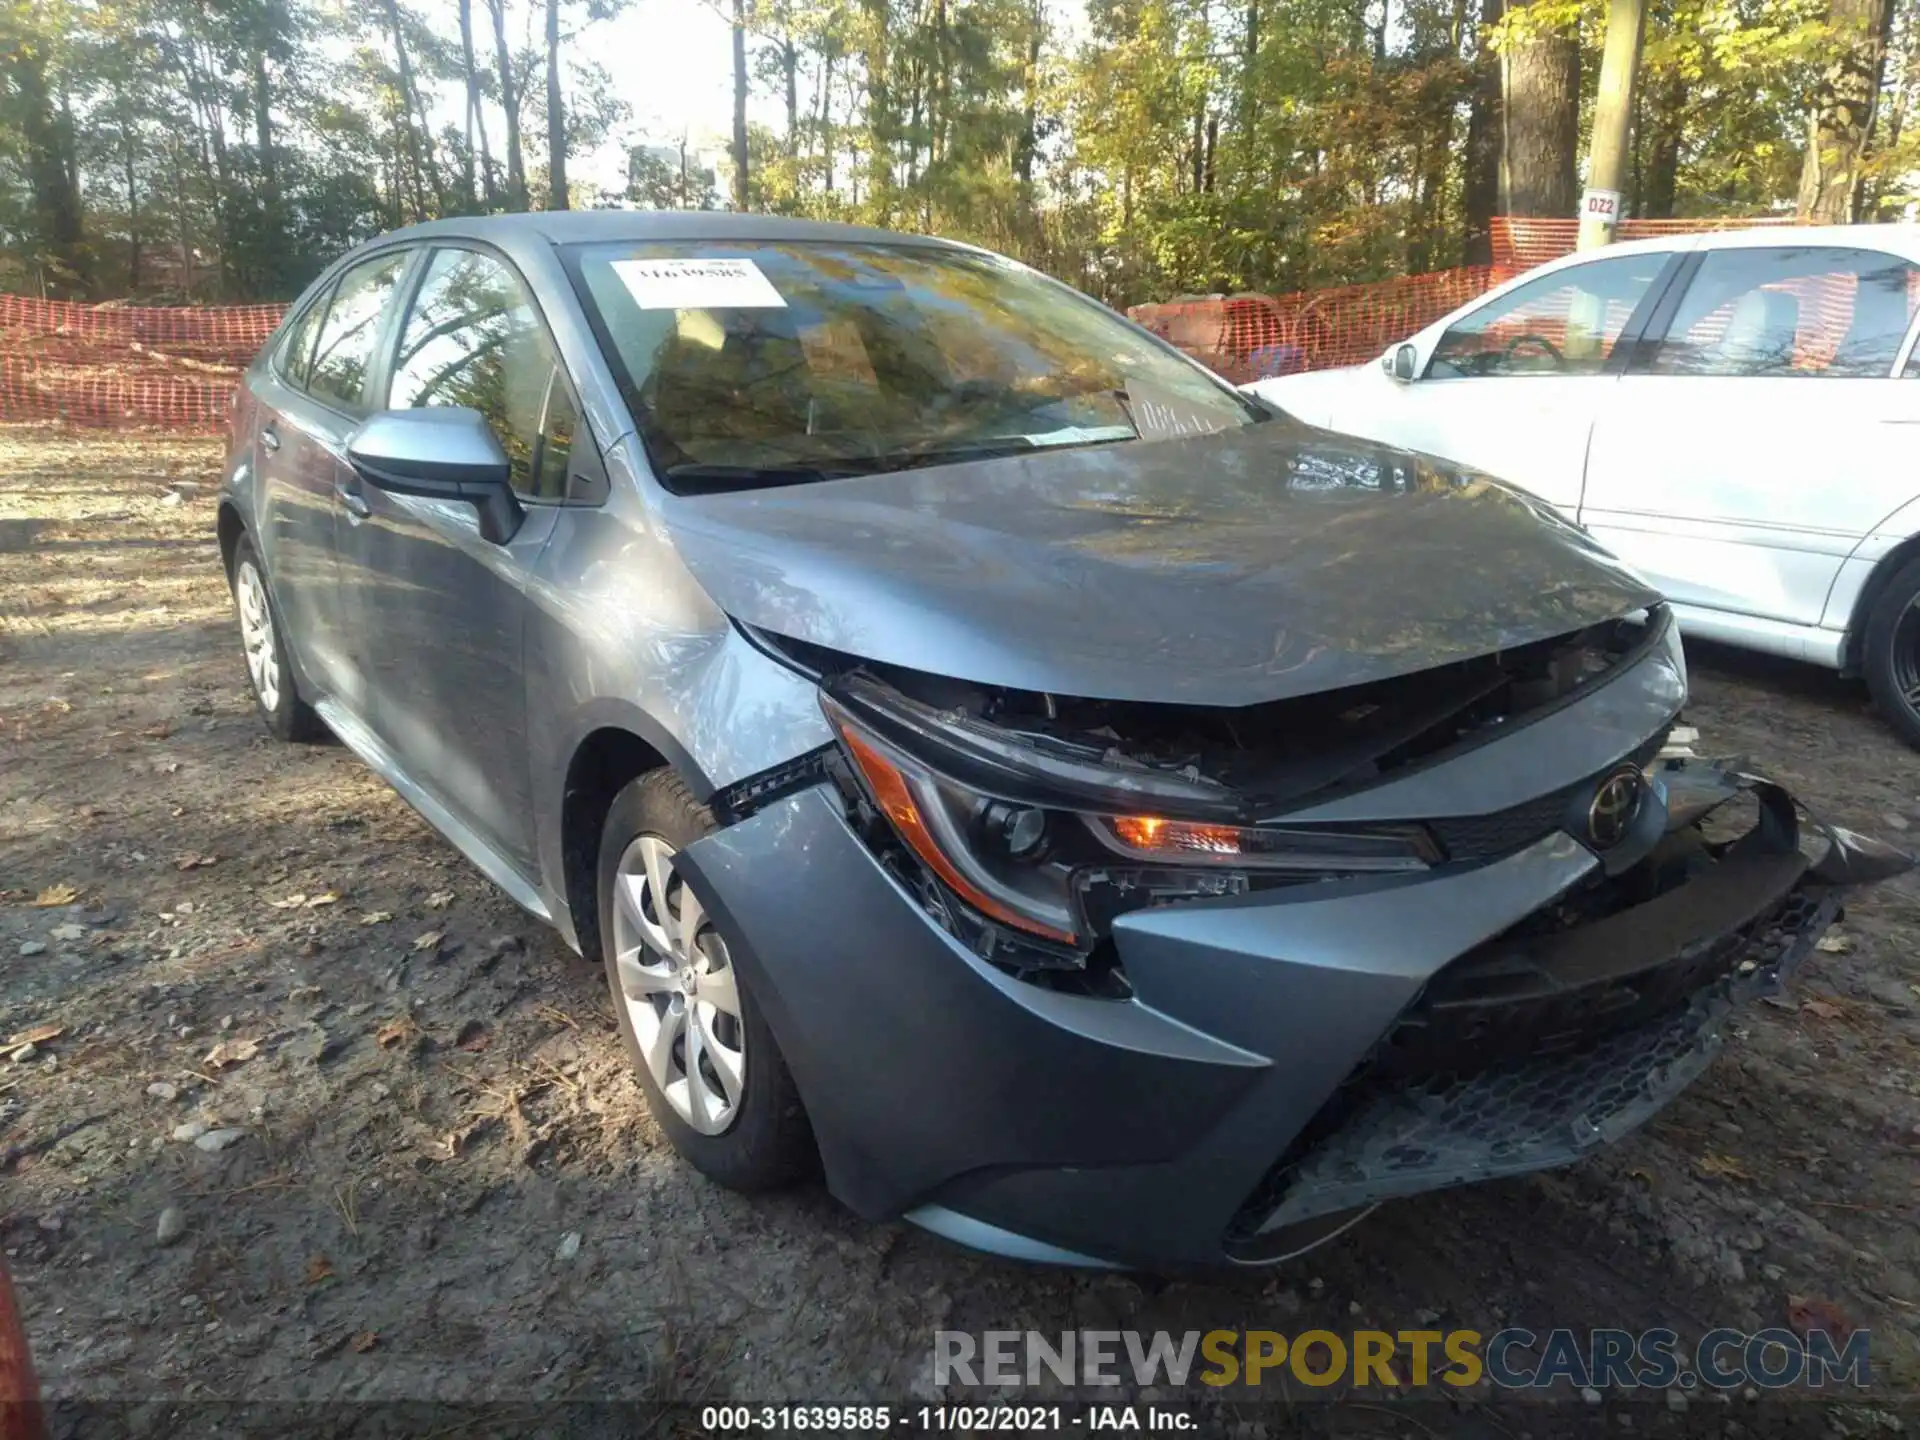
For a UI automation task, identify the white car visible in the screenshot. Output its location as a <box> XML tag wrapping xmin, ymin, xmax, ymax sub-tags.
<box><xmin>1246</xmin><ymin>224</ymin><xmax>1920</xmax><ymax>744</ymax></box>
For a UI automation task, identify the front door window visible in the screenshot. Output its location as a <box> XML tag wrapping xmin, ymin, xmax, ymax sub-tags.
<box><xmin>1428</xmin><ymin>253</ymin><xmax>1670</xmax><ymax>379</ymax></box>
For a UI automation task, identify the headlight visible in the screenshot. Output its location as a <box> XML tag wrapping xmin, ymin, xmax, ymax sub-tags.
<box><xmin>823</xmin><ymin>694</ymin><xmax>1435</xmax><ymax>958</ymax></box>
<box><xmin>1659</xmin><ymin>605</ymin><xmax>1688</xmax><ymax>698</ymax></box>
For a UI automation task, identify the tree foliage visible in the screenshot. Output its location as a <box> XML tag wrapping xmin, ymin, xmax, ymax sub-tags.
<box><xmin>0</xmin><ymin>0</ymin><xmax>1911</xmax><ymax>302</ymax></box>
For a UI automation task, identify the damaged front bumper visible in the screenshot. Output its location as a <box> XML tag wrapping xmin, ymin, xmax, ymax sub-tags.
<box><xmin>673</xmin><ymin>757</ymin><xmax>1910</xmax><ymax>1272</ymax></box>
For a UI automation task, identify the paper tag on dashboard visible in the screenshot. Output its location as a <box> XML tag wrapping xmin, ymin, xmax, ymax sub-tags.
<box><xmin>611</xmin><ymin>258</ymin><xmax>788</xmax><ymax>310</ymax></box>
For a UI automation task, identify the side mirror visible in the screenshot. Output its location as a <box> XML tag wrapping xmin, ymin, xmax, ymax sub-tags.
<box><xmin>1389</xmin><ymin>343</ymin><xmax>1420</xmax><ymax>382</ymax></box>
<box><xmin>346</xmin><ymin>407</ymin><xmax>522</xmax><ymax>545</ymax></box>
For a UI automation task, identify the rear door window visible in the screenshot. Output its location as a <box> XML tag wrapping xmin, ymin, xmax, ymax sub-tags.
<box><xmin>307</xmin><ymin>252</ymin><xmax>410</xmax><ymax>413</ymax></box>
<box><xmin>1649</xmin><ymin>246</ymin><xmax>1920</xmax><ymax>378</ymax></box>
<box><xmin>276</xmin><ymin>296</ymin><xmax>326</xmax><ymax>389</ymax></box>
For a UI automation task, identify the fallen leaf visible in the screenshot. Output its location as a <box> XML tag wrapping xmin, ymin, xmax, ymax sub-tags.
<box><xmin>31</xmin><ymin>884</ymin><xmax>80</xmax><ymax>907</ymax></box>
<box><xmin>426</xmin><ymin>891</ymin><xmax>454</xmax><ymax>910</ymax></box>
<box><xmin>374</xmin><ymin>1015</ymin><xmax>418</xmax><ymax>1049</ymax></box>
<box><xmin>411</xmin><ymin>929</ymin><xmax>445</xmax><ymax>954</ymax></box>
<box><xmin>1815</xmin><ymin>932</ymin><xmax>1853</xmax><ymax>955</ymax></box>
<box><xmin>174</xmin><ymin>854</ymin><xmax>218</xmax><ymax>871</ymax></box>
<box><xmin>268</xmin><ymin>893</ymin><xmax>308</xmax><ymax>910</ymax></box>
<box><xmin>304</xmin><ymin>892</ymin><xmax>340</xmax><ymax>909</ymax></box>
<box><xmin>202</xmin><ymin>1037</ymin><xmax>261</xmax><ymax>1069</ymax></box>
<box><xmin>359</xmin><ymin>911</ymin><xmax>393</xmax><ymax>926</ymax></box>
<box><xmin>305</xmin><ymin>1255</ymin><xmax>334</xmax><ymax>1285</ymax></box>
<box><xmin>350</xmin><ymin>1330</ymin><xmax>378</xmax><ymax>1353</ymax></box>
<box><xmin>1801</xmin><ymin>999</ymin><xmax>1844</xmax><ymax>1021</ymax></box>
<box><xmin>1787</xmin><ymin>1294</ymin><xmax>1853</xmax><ymax>1336</ymax></box>
<box><xmin>455</xmin><ymin>1020</ymin><xmax>489</xmax><ymax>1053</ymax></box>
<box><xmin>1696</xmin><ymin>1154</ymin><xmax>1751</xmax><ymax>1182</ymax></box>
<box><xmin>0</xmin><ymin>1024</ymin><xmax>63</xmax><ymax>1059</ymax></box>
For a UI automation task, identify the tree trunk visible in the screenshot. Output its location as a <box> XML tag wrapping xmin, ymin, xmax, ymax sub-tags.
<box><xmin>1866</xmin><ymin>13</ymin><xmax>1914</xmax><ymax>216</ymax></box>
<box><xmin>1</xmin><ymin>39</ymin><xmax>87</xmax><ymax>293</ymax></box>
<box><xmin>459</xmin><ymin>0</ymin><xmax>482</xmax><ymax>208</ymax></box>
<box><xmin>123</xmin><ymin>93</ymin><xmax>142</xmax><ymax>292</ymax></box>
<box><xmin>546</xmin><ymin>0</ymin><xmax>569</xmax><ymax>208</ymax></box>
<box><xmin>384</xmin><ymin>0</ymin><xmax>446</xmax><ymax>217</ymax></box>
<box><xmin>731</xmin><ymin>0</ymin><xmax>749</xmax><ymax>207</ymax></box>
<box><xmin>822</xmin><ymin>51</ymin><xmax>836</xmax><ymax>190</ymax></box>
<box><xmin>489</xmin><ymin>0</ymin><xmax>529</xmax><ymax>209</ymax></box>
<box><xmin>1240</xmin><ymin>0</ymin><xmax>1259</xmax><ymax>130</ymax></box>
<box><xmin>251</xmin><ymin>42</ymin><xmax>280</xmax><ymax>282</ymax></box>
<box><xmin>1500</xmin><ymin>0</ymin><xmax>1580</xmax><ymax>216</ymax></box>
<box><xmin>1639</xmin><ymin>66</ymin><xmax>1684</xmax><ymax>217</ymax></box>
<box><xmin>169</xmin><ymin>136</ymin><xmax>193</xmax><ymax>300</ymax></box>
<box><xmin>783</xmin><ymin>34</ymin><xmax>799</xmax><ymax>159</ymax></box>
<box><xmin>863</xmin><ymin>0</ymin><xmax>892</xmax><ymax>214</ymax></box>
<box><xmin>1462</xmin><ymin>0</ymin><xmax>1504</xmax><ymax>263</ymax></box>
<box><xmin>1015</xmin><ymin>0</ymin><xmax>1043</xmax><ymax>185</ymax></box>
<box><xmin>1797</xmin><ymin>0</ymin><xmax>1893</xmax><ymax>222</ymax></box>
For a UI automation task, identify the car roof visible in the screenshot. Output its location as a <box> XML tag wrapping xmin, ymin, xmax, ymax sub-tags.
<box><xmin>1547</xmin><ymin>221</ymin><xmax>1920</xmax><ymax>263</ymax></box>
<box><xmin>375</xmin><ymin>209</ymin><xmax>976</xmax><ymax>252</ymax></box>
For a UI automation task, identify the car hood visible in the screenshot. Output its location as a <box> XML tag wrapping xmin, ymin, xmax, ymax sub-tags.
<box><xmin>656</xmin><ymin>419</ymin><xmax>1661</xmax><ymax>707</ymax></box>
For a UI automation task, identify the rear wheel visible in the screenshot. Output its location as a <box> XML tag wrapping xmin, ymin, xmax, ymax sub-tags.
<box><xmin>228</xmin><ymin>534</ymin><xmax>322</xmax><ymax>743</ymax></box>
<box><xmin>597</xmin><ymin>769</ymin><xmax>814</xmax><ymax>1190</ymax></box>
<box><xmin>1864</xmin><ymin>557</ymin><xmax>1920</xmax><ymax>750</ymax></box>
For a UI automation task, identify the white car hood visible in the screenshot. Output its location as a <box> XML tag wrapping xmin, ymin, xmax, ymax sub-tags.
<box><xmin>1242</xmin><ymin>364</ymin><xmax>1374</xmax><ymax>428</ymax></box>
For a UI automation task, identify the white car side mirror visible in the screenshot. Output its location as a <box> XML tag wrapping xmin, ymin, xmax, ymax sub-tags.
<box><xmin>1387</xmin><ymin>343</ymin><xmax>1420</xmax><ymax>382</ymax></box>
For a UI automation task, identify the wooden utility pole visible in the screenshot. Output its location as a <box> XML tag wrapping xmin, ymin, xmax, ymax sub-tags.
<box><xmin>1578</xmin><ymin>0</ymin><xmax>1646</xmax><ymax>248</ymax></box>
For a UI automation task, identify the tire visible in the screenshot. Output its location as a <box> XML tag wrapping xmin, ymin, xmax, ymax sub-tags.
<box><xmin>597</xmin><ymin>769</ymin><xmax>815</xmax><ymax>1191</ymax></box>
<box><xmin>1864</xmin><ymin>557</ymin><xmax>1920</xmax><ymax>750</ymax></box>
<box><xmin>227</xmin><ymin>534</ymin><xmax>323</xmax><ymax>743</ymax></box>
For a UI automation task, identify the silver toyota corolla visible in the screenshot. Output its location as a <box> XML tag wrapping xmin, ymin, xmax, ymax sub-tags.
<box><xmin>220</xmin><ymin>212</ymin><xmax>1910</xmax><ymax>1270</ymax></box>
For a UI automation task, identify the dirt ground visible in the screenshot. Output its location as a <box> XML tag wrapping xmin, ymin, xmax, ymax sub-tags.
<box><xmin>3</xmin><ymin>430</ymin><xmax>1917</xmax><ymax>1436</ymax></box>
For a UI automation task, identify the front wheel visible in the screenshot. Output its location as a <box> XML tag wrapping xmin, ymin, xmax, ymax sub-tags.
<box><xmin>228</xmin><ymin>535</ymin><xmax>322</xmax><ymax>743</ymax></box>
<box><xmin>597</xmin><ymin>769</ymin><xmax>815</xmax><ymax>1190</ymax></box>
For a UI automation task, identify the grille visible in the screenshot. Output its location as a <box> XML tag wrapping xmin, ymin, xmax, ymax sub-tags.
<box><xmin>1225</xmin><ymin>880</ymin><xmax>1839</xmax><ymax>1255</ymax></box>
<box><xmin>1376</xmin><ymin>883</ymin><xmax>1821</xmax><ymax>1079</ymax></box>
<box><xmin>1427</xmin><ymin>782</ymin><xmax>1581</xmax><ymax>862</ymax></box>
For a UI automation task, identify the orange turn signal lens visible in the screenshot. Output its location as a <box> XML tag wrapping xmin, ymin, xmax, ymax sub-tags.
<box><xmin>838</xmin><ymin>725</ymin><xmax>1077</xmax><ymax>945</ymax></box>
<box><xmin>1110</xmin><ymin>815</ymin><xmax>1245</xmax><ymax>856</ymax></box>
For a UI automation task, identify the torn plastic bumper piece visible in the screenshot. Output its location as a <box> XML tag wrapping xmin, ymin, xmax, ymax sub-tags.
<box><xmin>671</xmin><ymin>756</ymin><xmax>1909</xmax><ymax>1270</ymax></box>
<box><xmin>1227</xmin><ymin>763</ymin><xmax>1913</xmax><ymax>1253</ymax></box>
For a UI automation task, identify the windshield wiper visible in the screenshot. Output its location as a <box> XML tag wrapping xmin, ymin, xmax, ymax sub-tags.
<box><xmin>660</xmin><ymin>461</ymin><xmax>868</xmax><ymax>493</ymax></box>
<box><xmin>864</xmin><ymin>433</ymin><xmax>1134</xmax><ymax>473</ymax></box>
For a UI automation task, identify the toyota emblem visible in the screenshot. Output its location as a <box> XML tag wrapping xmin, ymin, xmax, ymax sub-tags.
<box><xmin>1586</xmin><ymin>766</ymin><xmax>1645</xmax><ymax>850</ymax></box>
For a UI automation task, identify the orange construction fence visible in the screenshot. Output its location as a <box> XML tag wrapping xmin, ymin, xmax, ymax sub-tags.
<box><xmin>1129</xmin><ymin>265</ymin><xmax>1513</xmax><ymax>384</ymax></box>
<box><xmin>0</xmin><ymin>294</ymin><xmax>285</xmax><ymax>429</ymax></box>
<box><xmin>1490</xmin><ymin>214</ymin><xmax>1799</xmax><ymax>269</ymax></box>
<box><xmin>1133</xmin><ymin>214</ymin><xmax>1798</xmax><ymax>382</ymax></box>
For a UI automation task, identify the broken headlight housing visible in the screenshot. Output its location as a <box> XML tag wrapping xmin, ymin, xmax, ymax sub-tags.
<box><xmin>821</xmin><ymin>687</ymin><xmax>1437</xmax><ymax>963</ymax></box>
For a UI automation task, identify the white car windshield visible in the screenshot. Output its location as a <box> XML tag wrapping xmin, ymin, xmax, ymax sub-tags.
<box><xmin>567</xmin><ymin>240</ymin><xmax>1264</xmax><ymax>488</ymax></box>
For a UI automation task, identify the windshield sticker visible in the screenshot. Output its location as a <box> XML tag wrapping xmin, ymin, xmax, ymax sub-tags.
<box><xmin>611</xmin><ymin>258</ymin><xmax>788</xmax><ymax>311</ymax></box>
<box><xmin>1121</xmin><ymin>377</ymin><xmax>1245</xmax><ymax>442</ymax></box>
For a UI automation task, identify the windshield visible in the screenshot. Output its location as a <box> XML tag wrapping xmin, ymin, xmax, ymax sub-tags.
<box><xmin>566</xmin><ymin>240</ymin><xmax>1262</xmax><ymax>489</ymax></box>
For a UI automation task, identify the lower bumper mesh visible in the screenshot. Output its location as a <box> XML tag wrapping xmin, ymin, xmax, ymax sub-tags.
<box><xmin>1225</xmin><ymin>881</ymin><xmax>1838</xmax><ymax>1255</ymax></box>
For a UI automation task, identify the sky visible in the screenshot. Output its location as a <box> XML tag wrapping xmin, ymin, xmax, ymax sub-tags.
<box><xmin>561</xmin><ymin>0</ymin><xmax>776</xmax><ymax>196</ymax></box>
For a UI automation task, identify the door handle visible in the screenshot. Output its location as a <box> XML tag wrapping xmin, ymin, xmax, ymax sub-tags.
<box><xmin>334</xmin><ymin>482</ymin><xmax>371</xmax><ymax>520</ymax></box>
<box><xmin>259</xmin><ymin>425</ymin><xmax>281</xmax><ymax>454</ymax></box>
